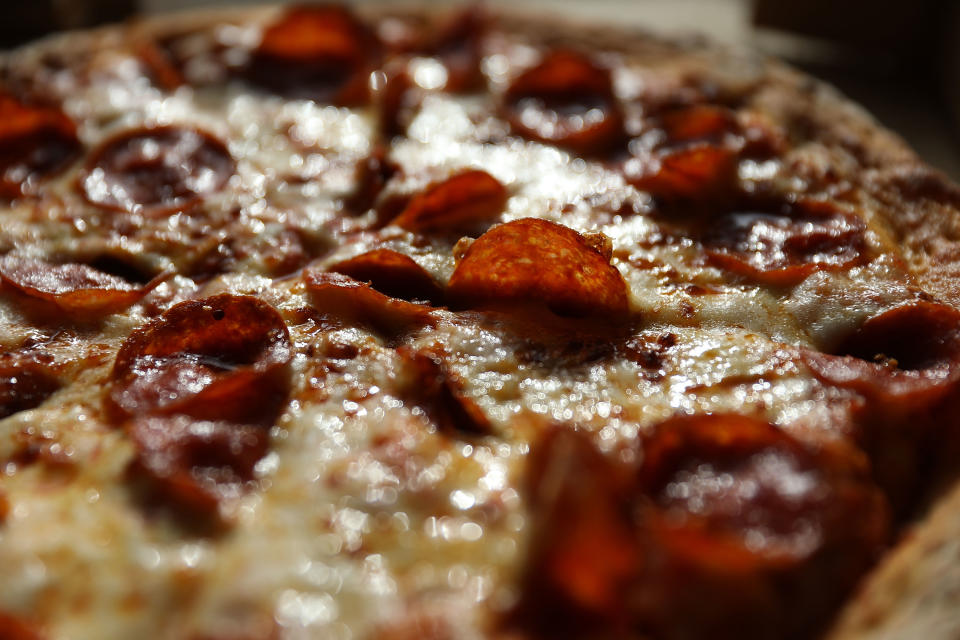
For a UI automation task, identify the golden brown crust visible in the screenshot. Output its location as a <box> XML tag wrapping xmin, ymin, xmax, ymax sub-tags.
<box><xmin>827</xmin><ymin>479</ymin><xmax>960</xmax><ymax>639</ymax></box>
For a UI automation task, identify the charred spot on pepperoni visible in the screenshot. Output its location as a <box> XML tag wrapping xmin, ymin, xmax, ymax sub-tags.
<box><xmin>246</xmin><ymin>5</ymin><xmax>380</xmax><ymax>105</ymax></box>
<box><xmin>126</xmin><ymin>415</ymin><xmax>269</xmax><ymax>529</ymax></box>
<box><xmin>622</xmin><ymin>331</ymin><xmax>678</xmax><ymax>376</ymax></box>
<box><xmin>390</xmin><ymin>170</ymin><xmax>507</xmax><ymax>237</ymax></box>
<box><xmin>109</xmin><ymin>294</ymin><xmax>292</xmax><ymax>425</ymax></box>
<box><xmin>81</xmin><ymin>126</ymin><xmax>235</xmax><ymax>215</ymax></box>
<box><xmin>702</xmin><ymin>199</ymin><xmax>867</xmax><ymax>286</ymax></box>
<box><xmin>0</xmin><ymin>359</ymin><xmax>59</xmax><ymax>419</ymax></box>
<box><xmin>0</xmin><ymin>93</ymin><xmax>81</xmax><ymax>199</ymax></box>
<box><xmin>397</xmin><ymin>347</ymin><xmax>490</xmax><ymax>437</ymax></box>
<box><xmin>329</xmin><ymin>249</ymin><xmax>443</xmax><ymax>305</ymax></box>
<box><xmin>304</xmin><ymin>269</ymin><xmax>437</xmax><ymax>338</ymax></box>
<box><xmin>509</xmin><ymin>426</ymin><xmax>638</xmax><ymax>636</ymax></box>
<box><xmin>0</xmin><ymin>255</ymin><xmax>165</xmax><ymax>317</ymax></box>
<box><xmin>448</xmin><ymin>218</ymin><xmax>629</xmax><ymax>319</ymax></box>
<box><xmin>502</xmin><ymin>50</ymin><xmax>625</xmax><ymax>156</ymax></box>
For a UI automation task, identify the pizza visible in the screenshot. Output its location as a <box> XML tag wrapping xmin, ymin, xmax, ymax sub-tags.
<box><xmin>1</xmin><ymin>4</ymin><xmax>960</xmax><ymax>639</ymax></box>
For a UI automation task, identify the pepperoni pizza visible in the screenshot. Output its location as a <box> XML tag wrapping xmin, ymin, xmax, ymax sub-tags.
<box><xmin>1</xmin><ymin>4</ymin><xmax>960</xmax><ymax>639</ymax></box>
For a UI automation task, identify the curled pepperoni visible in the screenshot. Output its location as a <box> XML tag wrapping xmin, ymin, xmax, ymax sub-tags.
<box><xmin>624</xmin><ymin>104</ymin><xmax>744</xmax><ymax>202</ymax></box>
<box><xmin>0</xmin><ymin>94</ymin><xmax>81</xmax><ymax>199</ymax></box>
<box><xmin>447</xmin><ymin>218</ymin><xmax>628</xmax><ymax>319</ymax></box>
<box><xmin>511</xmin><ymin>426</ymin><xmax>637</xmax><ymax>636</ymax></box>
<box><xmin>329</xmin><ymin>249</ymin><xmax>443</xmax><ymax>305</ymax></box>
<box><xmin>246</xmin><ymin>5</ymin><xmax>380</xmax><ymax>105</ymax></box>
<box><xmin>390</xmin><ymin>170</ymin><xmax>507</xmax><ymax>237</ymax></box>
<box><xmin>344</xmin><ymin>145</ymin><xmax>399</xmax><ymax>214</ymax></box>
<box><xmin>803</xmin><ymin>301</ymin><xmax>960</xmax><ymax>507</ymax></box>
<box><xmin>503</xmin><ymin>50</ymin><xmax>625</xmax><ymax>156</ymax></box>
<box><xmin>109</xmin><ymin>294</ymin><xmax>292</xmax><ymax>425</ymax></box>
<box><xmin>376</xmin><ymin>66</ymin><xmax>416</xmax><ymax>139</ymax></box>
<box><xmin>630</xmin><ymin>414</ymin><xmax>888</xmax><ymax>639</ymax></box>
<box><xmin>135</xmin><ymin>39</ymin><xmax>185</xmax><ymax>91</ymax></box>
<box><xmin>627</xmin><ymin>145</ymin><xmax>737</xmax><ymax>202</ymax></box>
<box><xmin>0</xmin><ymin>359</ymin><xmax>59</xmax><ymax>419</ymax></box>
<box><xmin>127</xmin><ymin>415</ymin><xmax>268</xmax><ymax>526</ymax></box>
<box><xmin>304</xmin><ymin>270</ymin><xmax>436</xmax><ymax>337</ymax></box>
<box><xmin>0</xmin><ymin>255</ymin><xmax>164</xmax><ymax>316</ymax></box>
<box><xmin>834</xmin><ymin>300</ymin><xmax>960</xmax><ymax>373</ymax></box>
<box><xmin>703</xmin><ymin>199</ymin><xmax>867</xmax><ymax>286</ymax></box>
<box><xmin>397</xmin><ymin>347</ymin><xmax>490</xmax><ymax>436</ymax></box>
<box><xmin>659</xmin><ymin>104</ymin><xmax>737</xmax><ymax>143</ymax></box>
<box><xmin>81</xmin><ymin>126</ymin><xmax>235</xmax><ymax>215</ymax></box>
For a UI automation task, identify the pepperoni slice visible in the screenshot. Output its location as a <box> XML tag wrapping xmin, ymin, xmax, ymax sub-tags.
<box><xmin>126</xmin><ymin>415</ymin><xmax>268</xmax><ymax>526</ymax></box>
<box><xmin>627</xmin><ymin>145</ymin><xmax>737</xmax><ymax>202</ymax></box>
<box><xmin>0</xmin><ymin>93</ymin><xmax>81</xmax><ymax>199</ymax></box>
<box><xmin>502</xmin><ymin>50</ymin><xmax>625</xmax><ymax>156</ymax></box>
<box><xmin>834</xmin><ymin>300</ymin><xmax>960</xmax><ymax>374</ymax></box>
<box><xmin>703</xmin><ymin>199</ymin><xmax>867</xmax><ymax>286</ymax></box>
<box><xmin>0</xmin><ymin>359</ymin><xmax>59</xmax><ymax>419</ymax></box>
<box><xmin>637</xmin><ymin>414</ymin><xmax>881</xmax><ymax>565</ymax></box>
<box><xmin>0</xmin><ymin>612</ymin><xmax>45</xmax><ymax>640</ymax></box>
<box><xmin>329</xmin><ymin>249</ymin><xmax>443</xmax><ymax>305</ymax></box>
<box><xmin>397</xmin><ymin>347</ymin><xmax>490</xmax><ymax>436</ymax></box>
<box><xmin>512</xmin><ymin>426</ymin><xmax>638</xmax><ymax>636</ymax></box>
<box><xmin>803</xmin><ymin>301</ymin><xmax>960</xmax><ymax>507</ymax></box>
<box><xmin>109</xmin><ymin>294</ymin><xmax>292</xmax><ymax>424</ymax></box>
<box><xmin>659</xmin><ymin>104</ymin><xmax>738</xmax><ymax>144</ymax></box>
<box><xmin>447</xmin><ymin>218</ymin><xmax>629</xmax><ymax>319</ymax></box>
<box><xmin>390</xmin><ymin>170</ymin><xmax>507</xmax><ymax>237</ymax></box>
<box><xmin>246</xmin><ymin>5</ymin><xmax>380</xmax><ymax>105</ymax></box>
<box><xmin>0</xmin><ymin>255</ymin><xmax>164</xmax><ymax>316</ymax></box>
<box><xmin>81</xmin><ymin>126</ymin><xmax>235</xmax><ymax>215</ymax></box>
<box><xmin>630</xmin><ymin>414</ymin><xmax>889</xmax><ymax>639</ymax></box>
<box><xmin>304</xmin><ymin>270</ymin><xmax>437</xmax><ymax>337</ymax></box>
<box><xmin>624</xmin><ymin>104</ymin><xmax>745</xmax><ymax>202</ymax></box>
<box><xmin>511</xmin><ymin>416</ymin><xmax>887</xmax><ymax>639</ymax></box>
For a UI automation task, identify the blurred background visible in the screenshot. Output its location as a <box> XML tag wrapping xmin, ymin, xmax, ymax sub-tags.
<box><xmin>3</xmin><ymin>0</ymin><xmax>958</xmax><ymax>180</ymax></box>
